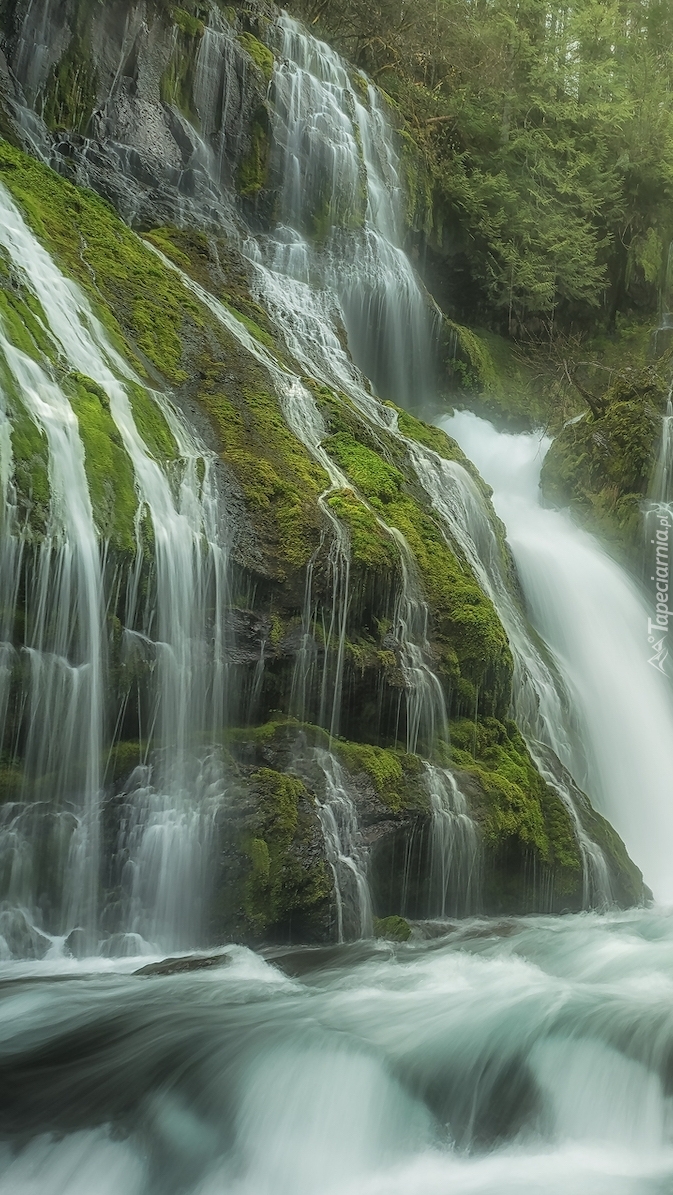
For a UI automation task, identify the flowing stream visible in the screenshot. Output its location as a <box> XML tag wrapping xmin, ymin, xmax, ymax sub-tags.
<box><xmin>443</xmin><ymin>410</ymin><xmax>673</xmax><ymax>902</ymax></box>
<box><xmin>2</xmin><ymin>910</ymin><xmax>673</xmax><ymax>1194</ymax></box>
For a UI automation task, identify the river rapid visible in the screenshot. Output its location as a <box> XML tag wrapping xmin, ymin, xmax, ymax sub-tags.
<box><xmin>2</xmin><ymin>909</ymin><xmax>673</xmax><ymax>1195</ymax></box>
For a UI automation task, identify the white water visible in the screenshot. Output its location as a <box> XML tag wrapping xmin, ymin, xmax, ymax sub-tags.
<box><xmin>2</xmin><ymin>910</ymin><xmax>673</xmax><ymax>1193</ymax></box>
<box><xmin>0</xmin><ymin>185</ymin><xmax>230</xmax><ymax>951</ymax></box>
<box><xmin>0</xmin><ymin>310</ymin><xmax>103</xmax><ymax>951</ymax></box>
<box><xmin>444</xmin><ymin>410</ymin><xmax>673</xmax><ymax>901</ymax></box>
<box><xmin>314</xmin><ymin>748</ymin><xmax>373</xmax><ymax>941</ymax></box>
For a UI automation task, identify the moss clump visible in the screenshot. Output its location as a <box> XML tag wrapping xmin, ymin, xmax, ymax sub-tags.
<box><xmin>0</xmin><ymin>141</ymin><xmax>199</xmax><ymax>386</ymax></box>
<box><xmin>65</xmin><ymin>373</ymin><xmax>138</xmax><ymax>549</ymax></box>
<box><xmin>42</xmin><ymin>36</ymin><xmax>97</xmax><ymax>133</ymax></box>
<box><xmin>127</xmin><ymin>382</ymin><xmax>178</xmax><ymax>463</ymax></box>
<box><xmin>237</xmin><ymin>32</ymin><xmax>275</xmax><ymax>82</ymax></box>
<box><xmin>374</xmin><ymin>915</ymin><xmax>411</xmax><ymax>941</ymax></box>
<box><xmin>394</xmin><ymin>406</ymin><xmax>468</xmax><ymax>462</ymax></box>
<box><xmin>198</xmin><ymin>380</ymin><xmax>328</xmax><ymax>572</ymax></box>
<box><xmin>224</xmin><ymin>304</ymin><xmax>276</xmax><ymax>351</ymax></box>
<box><xmin>0</xmin><ymin>758</ymin><xmax>22</xmax><ymax>803</ymax></box>
<box><xmin>237</xmin><ymin>113</ymin><xmax>270</xmax><ymax>197</ymax></box>
<box><xmin>0</xmin><ymin>143</ymin><xmax>327</xmax><ymax>579</ymax></box>
<box><xmin>327</xmin><ymin>490</ymin><xmax>399</xmax><ymax>572</ymax></box>
<box><xmin>450</xmin><ymin>717</ymin><xmax>581</xmax><ymax>883</ymax></box>
<box><xmin>444</xmin><ymin>319</ymin><xmax>497</xmax><ymax>393</ymax></box>
<box><xmin>104</xmin><ymin>740</ymin><xmax>142</xmax><ymax>786</ymax></box>
<box><xmin>171</xmin><ymin>6</ymin><xmax>205</xmax><ymax>37</ymax></box>
<box><xmin>334</xmin><ymin>740</ymin><xmax>426</xmax><ymax>812</ymax></box>
<box><xmin>324</xmin><ymin>430</ymin><xmax>512</xmax><ymax>716</ymax></box>
<box><xmin>2</xmin><ymin>388</ymin><xmax>50</xmax><ymax>535</ymax></box>
<box><xmin>243</xmin><ymin>767</ymin><xmax>332</xmax><ymax>934</ymax></box>
<box><xmin>160</xmin><ymin>8</ymin><xmax>205</xmax><ymax>122</ymax></box>
<box><xmin>540</xmin><ymin>366</ymin><xmax>666</xmax><ymax>559</ymax></box>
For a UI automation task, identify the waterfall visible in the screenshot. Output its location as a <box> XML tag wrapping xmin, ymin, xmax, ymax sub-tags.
<box><xmin>313</xmin><ymin>748</ymin><xmax>373</xmax><ymax>941</ymax></box>
<box><xmin>445</xmin><ymin>410</ymin><xmax>673</xmax><ymax>902</ymax></box>
<box><xmin>0</xmin><ymin>185</ymin><xmax>230</xmax><ymax>953</ymax></box>
<box><xmin>264</xmin><ymin>15</ymin><xmax>438</xmax><ymax>407</ymax></box>
<box><xmin>0</xmin><ymin>304</ymin><xmax>104</xmax><ymax>952</ymax></box>
<box><xmin>424</xmin><ymin>763</ymin><xmax>480</xmax><ymax>918</ymax></box>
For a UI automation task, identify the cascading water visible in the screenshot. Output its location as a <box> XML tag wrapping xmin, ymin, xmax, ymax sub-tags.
<box><xmin>424</xmin><ymin>763</ymin><xmax>480</xmax><ymax>918</ymax></box>
<box><xmin>444</xmin><ymin>410</ymin><xmax>673</xmax><ymax>902</ymax></box>
<box><xmin>2</xmin><ymin>5</ymin><xmax>673</xmax><ymax>1191</ymax></box>
<box><xmin>0</xmin><ymin>306</ymin><xmax>103</xmax><ymax>954</ymax></box>
<box><xmin>0</xmin><ymin>185</ymin><xmax>231</xmax><ymax>953</ymax></box>
<box><xmin>313</xmin><ymin>748</ymin><xmax>373</xmax><ymax>941</ymax></box>
<box><xmin>153</xmin><ymin>242</ymin><xmax>451</xmax><ymax>912</ymax></box>
<box><xmin>261</xmin><ymin>16</ymin><xmax>438</xmax><ymax>408</ymax></box>
<box><xmin>4</xmin><ymin>910</ymin><xmax>673</xmax><ymax>1194</ymax></box>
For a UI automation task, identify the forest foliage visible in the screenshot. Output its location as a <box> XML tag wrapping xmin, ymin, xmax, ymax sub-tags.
<box><xmin>289</xmin><ymin>0</ymin><xmax>673</xmax><ymax>338</ymax></box>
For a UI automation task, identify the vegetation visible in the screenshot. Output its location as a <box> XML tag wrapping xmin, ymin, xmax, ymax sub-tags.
<box><xmin>540</xmin><ymin>365</ymin><xmax>668</xmax><ymax>559</ymax></box>
<box><xmin>243</xmin><ymin>768</ymin><xmax>332</xmax><ymax>935</ymax></box>
<box><xmin>0</xmin><ymin>141</ymin><xmax>328</xmax><ymax>576</ymax></box>
<box><xmin>290</xmin><ymin>0</ymin><xmax>673</xmax><ymax>342</ymax></box>
<box><xmin>374</xmin><ymin>915</ymin><xmax>412</xmax><ymax>941</ymax></box>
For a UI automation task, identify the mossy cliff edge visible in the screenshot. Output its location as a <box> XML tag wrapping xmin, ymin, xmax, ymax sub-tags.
<box><xmin>540</xmin><ymin>367</ymin><xmax>669</xmax><ymax>567</ymax></box>
<box><xmin>0</xmin><ymin>137</ymin><xmax>645</xmax><ymax>939</ymax></box>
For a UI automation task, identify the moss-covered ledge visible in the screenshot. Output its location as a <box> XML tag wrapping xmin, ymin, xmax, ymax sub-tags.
<box><xmin>540</xmin><ymin>366</ymin><xmax>667</xmax><ymax>565</ymax></box>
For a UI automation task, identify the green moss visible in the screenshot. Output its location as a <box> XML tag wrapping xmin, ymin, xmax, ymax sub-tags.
<box><xmin>65</xmin><ymin>373</ymin><xmax>138</xmax><ymax>549</ymax></box>
<box><xmin>104</xmin><ymin>740</ymin><xmax>141</xmax><ymax>786</ymax></box>
<box><xmin>374</xmin><ymin>915</ymin><xmax>411</xmax><ymax>941</ymax></box>
<box><xmin>399</xmin><ymin>129</ymin><xmax>434</xmax><ymax>234</ymax></box>
<box><xmin>324</xmin><ymin>430</ymin><xmax>512</xmax><ymax>716</ymax></box>
<box><xmin>394</xmin><ymin>406</ymin><xmax>466</xmax><ymax>461</ymax></box>
<box><xmin>334</xmin><ymin>741</ymin><xmax>426</xmax><ymax>812</ymax></box>
<box><xmin>225</xmin><ymin>304</ymin><xmax>276</xmax><ymax>351</ymax></box>
<box><xmin>42</xmin><ymin>35</ymin><xmax>97</xmax><ymax>133</ymax></box>
<box><xmin>444</xmin><ymin>319</ymin><xmax>497</xmax><ymax>393</ymax></box>
<box><xmin>0</xmin><ymin>760</ymin><xmax>22</xmax><ymax>803</ymax></box>
<box><xmin>243</xmin><ymin>767</ymin><xmax>332</xmax><ymax>934</ymax></box>
<box><xmin>0</xmin><ymin>141</ymin><xmax>200</xmax><ymax>387</ymax></box>
<box><xmin>237</xmin><ymin>32</ymin><xmax>275</xmax><ymax>82</ymax></box>
<box><xmin>171</xmin><ymin>6</ymin><xmax>205</xmax><ymax>37</ymax></box>
<box><xmin>198</xmin><ymin>380</ymin><xmax>328</xmax><ymax>573</ymax></box>
<box><xmin>0</xmin><ymin>242</ymin><xmax>55</xmax><ymax>359</ymax></box>
<box><xmin>540</xmin><ymin>367</ymin><xmax>666</xmax><ymax>559</ymax></box>
<box><xmin>160</xmin><ymin>10</ymin><xmax>205</xmax><ymax>123</ymax></box>
<box><xmin>327</xmin><ymin>490</ymin><xmax>399</xmax><ymax>572</ymax></box>
<box><xmin>237</xmin><ymin>115</ymin><xmax>270</xmax><ymax>197</ymax></box>
<box><xmin>450</xmin><ymin>717</ymin><xmax>581</xmax><ymax>879</ymax></box>
<box><xmin>2</xmin><ymin>383</ymin><xmax>50</xmax><ymax>534</ymax></box>
<box><xmin>127</xmin><ymin>382</ymin><xmax>178</xmax><ymax>463</ymax></box>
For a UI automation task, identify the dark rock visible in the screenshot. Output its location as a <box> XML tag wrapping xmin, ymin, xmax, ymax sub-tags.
<box><xmin>64</xmin><ymin>927</ymin><xmax>88</xmax><ymax>959</ymax></box>
<box><xmin>133</xmin><ymin>952</ymin><xmax>232</xmax><ymax>976</ymax></box>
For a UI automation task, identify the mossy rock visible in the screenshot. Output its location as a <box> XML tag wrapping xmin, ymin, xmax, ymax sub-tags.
<box><xmin>323</xmin><ymin>428</ymin><xmax>513</xmax><ymax>719</ymax></box>
<box><xmin>237</xmin><ymin>32</ymin><xmax>275</xmax><ymax>82</ymax></box>
<box><xmin>237</xmin><ymin>109</ymin><xmax>271</xmax><ymax>197</ymax></box>
<box><xmin>540</xmin><ymin>366</ymin><xmax>666</xmax><ymax>560</ymax></box>
<box><xmin>42</xmin><ymin>34</ymin><xmax>97</xmax><ymax>134</ymax></box>
<box><xmin>242</xmin><ymin>767</ymin><xmax>332</xmax><ymax>936</ymax></box>
<box><xmin>374</xmin><ymin>915</ymin><xmax>411</xmax><ymax>941</ymax></box>
<box><xmin>0</xmin><ymin>141</ymin><xmax>328</xmax><ymax>586</ymax></box>
<box><xmin>450</xmin><ymin>716</ymin><xmax>583</xmax><ymax>905</ymax></box>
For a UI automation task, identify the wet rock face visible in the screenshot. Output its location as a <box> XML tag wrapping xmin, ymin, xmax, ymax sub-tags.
<box><xmin>0</xmin><ymin>0</ymin><xmax>270</xmax><ymax>229</ymax></box>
